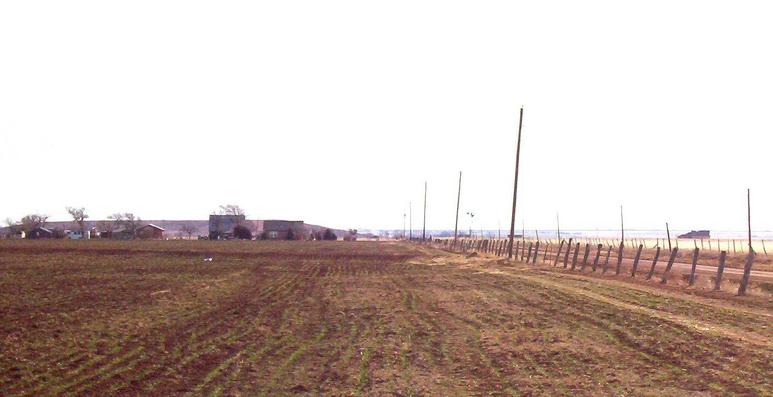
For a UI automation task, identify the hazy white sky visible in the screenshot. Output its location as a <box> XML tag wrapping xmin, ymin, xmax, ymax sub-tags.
<box><xmin>1</xmin><ymin>1</ymin><xmax>772</xmax><ymax>232</ymax></box>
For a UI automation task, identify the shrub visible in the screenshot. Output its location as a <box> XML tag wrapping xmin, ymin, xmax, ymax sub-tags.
<box><xmin>323</xmin><ymin>228</ymin><xmax>337</xmax><ymax>241</ymax></box>
<box><xmin>233</xmin><ymin>225</ymin><xmax>252</xmax><ymax>240</ymax></box>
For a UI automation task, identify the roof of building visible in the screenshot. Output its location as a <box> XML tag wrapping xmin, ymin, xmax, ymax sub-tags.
<box><xmin>139</xmin><ymin>224</ymin><xmax>165</xmax><ymax>231</ymax></box>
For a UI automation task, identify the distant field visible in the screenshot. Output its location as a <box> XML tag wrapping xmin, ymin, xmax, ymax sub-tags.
<box><xmin>0</xmin><ymin>240</ymin><xmax>771</xmax><ymax>395</ymax></box>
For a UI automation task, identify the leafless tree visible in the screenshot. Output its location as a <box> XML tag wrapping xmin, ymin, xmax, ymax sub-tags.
<box><xmin>218</xmin><ymin>205</ymin><xmax>245</xmax><ymax>216</ymax></box>
<box><xmin>66</xmin><ymin>207</ymin><xmax>89</xmax><ymax>237</ymax></box>
<box><xmin>21</xmin><ymin>214</ymin><xmax>49</xmax><ymax>233</ymax></box>
<box><xmin>96</xmin><ymin>220</ymin><xmax>114</xmax><ymax>237</ymax></box>
<box><xmin>109</xmin><ymin>212</ymin><xmax>141</xmax><ymax>238</ymax></box>
<box><xmin>4</xmin><ymin>218</ymin><xmax>20</xmax><ymax>237</ymax></box>
<box><xmin>180</xmin><ymin>224</ymin><xmax>196</xmax><ymax>239</ymax></box>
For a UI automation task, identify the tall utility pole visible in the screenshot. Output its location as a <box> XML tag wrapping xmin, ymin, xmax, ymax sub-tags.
<box><xmin>409</xmin><ymin>201</ymin><xmax>412</xmax><ymax>240</ymax></box>
<box><xmin>508</xmin><ymin>107</ymin><xmax>524</xmax><ymax>259</ymax></box>
<box><xmin>556</xmin><ymin>213</ymin><xmax>561</xmax><ymax>241</ymax></box>
<box><xmin>620</xmin><ymin>205</ymin><xmax>625</xmax><ymax>243</ymax></box>
<box><xmin>453</xmin><ymin>171</ymin><xmax>462</xmax><ymax>247</ymax></box>
<box><xmin>422</xmin><ymin>182</ymin><xmax>427</xmax><ymax>241</ymax></box>
<box><xmin>748</xmin><ymin>188</ymin><xmax>752</xmax><ymax>252</ymax></box>
<box><xmin>402</xmin><ymin>212</ymin><xmax>406</xmax><ymax>239</ymax></box>
<box><xmin>739</xmin><ymin>188</ymin><xmax>755</xmax><ymax>295</ymax></box>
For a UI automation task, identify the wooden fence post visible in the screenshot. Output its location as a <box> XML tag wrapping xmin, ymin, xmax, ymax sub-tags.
<box><xmin>602</xmin><ymin>245</ymin><xmax>612</xmax><ymax>273</ymax></box>
<box><xmin>688</xmin><ymin>247</ymin><xmax>700</xmax><ymax>286</ymax></box>
<box><xmin>737</xmin><ymin>251</ymin><xmax>756</xmax><ymax>295</ymax></box>
<box><xmin>615</xmin><ymin>242</ymin><xmax>624</xmax><ymax>275</ymax></box>
<box><xmin>533</xmin><ymin>242</ymin><xmax>540</xmax><ymax>264</ymax></box>
<box><xmin>571</xmin><ymin>242</ymin><xmax>580</xmax><ymax>271</ymax></box>
<box><xmin>542</xmin><ymin>243</ymin><xmax>550</xmax><ymax>263</ymax></box>
<box><xmin>563</xmin><ymin>238</ymin><xmax>573</xmax><ymax>268</ymax></box>
<box><xmin>645</xmin><ymin>246</ymin><xmax>661</xmax><ymax>280</ymax></box>
<box><xmin>554</xmin><ymin>240</ymin><xmax>564</xmax><ymax>266</ymax></box>
<box><xmin>714</xmin><ymin>251</ymin><xmax>727</xmax><ymax>291</ymax></box>
<box><xmin>659</xmin><ymin>247</ymin><xmax>680</xmax><ymax>284</ymax></box>
<box><xmin>630</xmin><ymin>244</ymin><xmax>643</xmax><ymax>277</ymax></box>
<box><xmin>592</xmin><ymin>244</ymin><xmax>602</xmax><ymax>272</ymax></box>
<box><xmin>526</xmin><ymin>243</ymin><xmax>533</xmax><ymax>264</ymax></box>
<box><xmin>580</xmin><ymin>243</ymin><xmax>591</xmax><ymax>271</ymax></box>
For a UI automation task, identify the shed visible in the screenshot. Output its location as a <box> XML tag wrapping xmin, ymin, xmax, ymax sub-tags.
<box><xmin>137</xmin><ymin>224</ymin><xmax>165</xmax><ymax>239</ymax></box>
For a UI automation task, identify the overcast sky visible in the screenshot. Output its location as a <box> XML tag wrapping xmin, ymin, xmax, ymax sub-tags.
<box><xmin>1</xmin><ymin>1</ymin><xmax>772</xmax><ymax>232</ymax></box>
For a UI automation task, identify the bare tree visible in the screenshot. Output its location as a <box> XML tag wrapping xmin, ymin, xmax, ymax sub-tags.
<box><xmin>21</xmin><ymin>214</ymin><xmax>49</xmax><ymax>233</ymax></box>
<box><xmin>218</xmin><ymin>205</ymin><xmax>245</xmax><ymax>216</ymax></box>
<box><xmin>180</xmin><ymin>224</ymin><xmax>196</xmax><ymax>239</ymax></box>
<box><xmin>109</xmin><ymin>212</ymin><xmax>141</xmax><ymax>238</ymax></box>
<box><xmin>96</xmin><ymin>220</ymin><xmax>114</xmax><ymax>237</ymax></box>
<box><xmin>66</xmin><ymin>207</ymin><xmax>89</xmax><ymax>237</ymax></box>
<box><xmin>4</xmin><ymin>218</ymin><xmax>20</xmax><ymax>237</ymax></box>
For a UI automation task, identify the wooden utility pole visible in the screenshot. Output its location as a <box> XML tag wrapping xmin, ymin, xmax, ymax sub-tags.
<box><xmin>453</xmin><ymin>171</ymin><xmax>462</xmax><ymax>248</ymax></box>
<box><xmin>422</xmin><ymin>182</ymin><xmax>427</xmax><ymax>241</ymax></box>
<box><xmin>738</xmin><ymin>188</ymin><xmax>755</xmax><ymax>295</ymax></box>
<box><xmin>556</xmin><ymin>213</ymin><xmax>561</xmax><ymax>241</ymax></box>
<box><xmin>402</xmin><ymin>211</ymin><xmax>406</xmax><ymax>239</ymax></box>
<box><xmin>409</xmin><ymin>201</ymin><xmax>412</xmax><ymax>240</ymax></box>
<box><xmin>507</xmin><ymin>106</ymin><xmax>524</xmax><ymax>259</ymax></box>
<box><xmin>620</xmin><ymin>205</ymin><xmax>625</xmax><ymax>243</ymax></box>
<box><xmin>666</xmin><ymin>222</ymin><xmax>672</xmax><ymax>251</ymax></box>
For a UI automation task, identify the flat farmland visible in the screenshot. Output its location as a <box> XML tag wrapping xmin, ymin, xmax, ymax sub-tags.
<box><xmin>0</xmin><ymin>241</ymin><xmax>771</xmax><ymax>396</ymax></box>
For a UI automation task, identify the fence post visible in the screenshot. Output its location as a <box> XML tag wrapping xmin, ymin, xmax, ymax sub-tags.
<box><xmin>630</xmin><ymin>244</ymin><xmax>643</xmax><ymax>277</ymax></box>
<box><xmin>580</xmin><ymin>243</ymin><xmax>591</xmax><ymax>271</ymax></box>
<box><xmin>554</xmin><ymin>240</ymin><xmax>565</xmax><ymax>266</ymax></box>
<box><xmin>645</xmin><ymin>246</ymin><xmax>661</xmax><ymax>280</ymax></box>
<box><xmin>533</xmin><ymin>242</ymin><xmax>540</xmax><ymax>264</ymax></box>
<box><xmin>737</xmin><ymin>251</ymin><xmax>756</xmax><ymax>296</ymax></box>
<box><xmin>592</xmin><ymin>244</ymin><xmax>602</xmax><ymax>272</ymax></box>
<box><xmin>602</xmin><ymin>245</ymin><xmax>612</xmax><ymax>273</ymax></box>
<box><xmin>615</xmin><ymin>242</ymin><xmax>624</xmax><ymax>275</ymax></box>
<box><xmin>542</xmin><ymin>243</ymin><xmax>550</xmax><ymax>263</ymax></box>
<box><xmin>714</xmin><ymin>251</ymin><xmax>727</xmax><ymax>291</ymax></box>
<box><xmin>659</xmin><ymin>247</ymin><xmax>680</xmax><ymax>284</ymax></box>
<box><xmin>527</xmin><ymin>243</ymin><xmax>533</xmax><ymax>264</ymax></box>
<box><xmin>688</xmin><ymin>247</ymin><xmax>700</xmax><ymax>286</ymax></box>
<box><xmin>563</xmin><ymin>238</ymin><xmax>573</xmax><ymax>268</ymax></box>
<box><xmin>571</xmin><ymin>242</ymin><xmax>580</xmax><ymax>271</ymax></box>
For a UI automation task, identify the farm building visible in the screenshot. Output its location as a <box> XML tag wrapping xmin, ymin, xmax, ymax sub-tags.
<box><xmin>137</xmin><ymin>224</ymin><xmax>165</xmax><ymax>239</ymax></box>
<box><xmin>209</xmin><ymin>214</ymin><xmax>246</xmax><ymax>240</ymax></box>
<box><xmin>27</xmin><ymin>227</ymin><xmax>54</xmax><ymax>239</ymax></box>
<box><xmin>263</xmin><ymin>220</ymin><xmax>305</xmax><ymax>240</ymax></box>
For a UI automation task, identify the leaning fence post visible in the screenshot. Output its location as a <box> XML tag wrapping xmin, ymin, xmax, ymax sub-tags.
<box><xmin>737</xmin><ymin>251</ymin><xmax>756</xmax><ymax>296</ymax></box>
<box><xmin>688</xmin><ymin>247</ymin><xmax>700</xmax><ymax>286</ymax></box>
<box><xmin>563</xmin><ymin>238</ymin><xmax>573</xmax><ymax>268</ymax></box>
<box><xmin>714</xmin><ymin>251</ymin><xmax>727</xmax><ymax>291</ymax></box>
<box><xmin>542</xmin><ymin>243</ymin><xmax>550</xmax><ymax>263</ymax></box>
<box><xmin>571</xmin><ymin>242</ymin><xmax>580</xmax><ymax>271</ymax></box>
<box><xmin>580</xmin><ymin>243</ymin><xmax>591</xmax><ymax>271</ymax></box>
<box><xmin>615</xmin><ymin>242</ymin><xmax>624</xmax><ymax>275</ymax></box>
<box><xmin>602</xmin><ymin>245</ymin><xmax>612</xmax><ymax>273</ymax></box>
<box><xmin>645</xmin><ymin>246</ymin><xmax>661</xmax><ymax>280</ymax></box>
<box><xmin>660</xmin><ymin>247</ymin><xmax>680</xmax><ymax>284</ymax></box>
<box><xmin>554</xmin><ymin>240</ymin><xmax>564</xmax><ymax>266</ymax></box>
<box><xmin>592</xmin><ymin>244</ymin><xmax>602</xmax><ymax>272</ymax></box>
<box><xmin>630</xmin><ymin>244</ymin><xmax>643</xmax><ymax>277</ymax></box>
